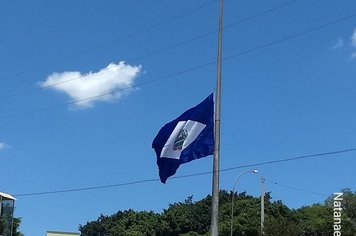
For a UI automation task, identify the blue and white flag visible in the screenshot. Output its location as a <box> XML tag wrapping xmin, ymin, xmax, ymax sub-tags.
<box><xmin>152</xmin><ymin>94</ymin><xmax>214</xmax><ymax>183</ymax></box>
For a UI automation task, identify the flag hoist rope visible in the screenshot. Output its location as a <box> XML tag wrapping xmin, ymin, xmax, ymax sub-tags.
<box><xmin>210</xmin><ymin>0</ymin><xmax>223</xmax><ymax>235</ymax></box>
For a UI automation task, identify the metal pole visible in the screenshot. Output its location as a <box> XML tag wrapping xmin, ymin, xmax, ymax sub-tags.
<box><xmin>210</xmin><ymin>0</ymin><xmax>223</xmax><ymax>235</ymax></box>
<box><xmin>230</xmin><ymin>170</ymin><xmax>258</xmax><ymax>236</ymax></box>
<box><xmin>0</xmin><ymin>196</ymin><xmax>2</xmax><ymax>236</ymax></box>
<box><xmin>261</xmin><ymin>177</ymin><xmax>265</xmax><ymax>236</ymax></box>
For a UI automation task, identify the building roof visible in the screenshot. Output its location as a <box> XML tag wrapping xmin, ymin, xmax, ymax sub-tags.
<box><xmin>46</xmin><ymin>231</ymin><xmax>80</xmax><ymax>236</ymax></box>
<box><xmin>0</xmin><ymin>192</ymin><xmax>16</xmax><ymax>200</ymax></box>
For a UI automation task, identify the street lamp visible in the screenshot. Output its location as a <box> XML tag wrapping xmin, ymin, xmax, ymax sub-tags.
<box><xmin>230</xmin><ymin>169</ymin><xmax>258</xmax><ymax>236</ymax></box>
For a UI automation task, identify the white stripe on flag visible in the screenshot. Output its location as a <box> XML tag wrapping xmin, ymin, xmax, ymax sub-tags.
<box><xmin>160</xmin><ymin>120</ymin><xmax>206</xmax><ymax>159</ymax></box>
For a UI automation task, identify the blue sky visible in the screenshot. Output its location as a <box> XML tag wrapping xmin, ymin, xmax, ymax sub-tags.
<box><xmin>1</xmin><ymin>0</ymin><xmax>356</xmax><ymax>235</ymax></box>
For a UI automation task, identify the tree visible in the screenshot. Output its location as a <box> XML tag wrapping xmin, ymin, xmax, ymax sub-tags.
<box><xmin>296</xmin><ymin>204</ymin><xmax>333</xmax><ymax>236</ymax></box>
<box><xmin>218</xmin><ymin>191</ymin><xmax>260</xmax><ymax>236</ymax></box>
<box><xmin>12</xmin><ymin>218</ymin><xmax>24</xmax><ymax>236</ymax></box>
<box><xmin>80</xmin><ymin>210</ymin><xmax>168</xmax><ymax>236</ymax></box>
<box><xmin>79</xmin><ymin>188</ymin><xmax>356</xmax><ymax>236</ymax></box>
<box><xmin>162</xmin><ymin>195</ymin><xmax>211</xmax><ymax>235</ymax></box>
<box><xmin>324</xmin><ymin>189</ymin><xmax>356</xmax><ymax>236</ymax></box>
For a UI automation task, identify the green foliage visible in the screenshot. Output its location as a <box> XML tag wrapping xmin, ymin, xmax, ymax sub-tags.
<box><xmin>218</xmin><ymin>191</ymin><xmax>260</xmax><ymax>236</ymax></box>
<box><xmin>80</xmin><ymin>210</ymin><xmax>167</xmax><ymax>236</ymax></box>
<box><xmin>0</xmin><ymin>214</ymin><xmax>23</xmax><ymax>236</ymax></box>
<box><xmin>296</xmin><ymin>204</ymin><xmax>333</xmax><ymax>236</ymax></box>
<box><xmin>162</xmin><ymin>195</ymin><xmax>212</xmax><ymax>235</ymax></box>
<box><xmin>264</xmin><ymin>196</ymin><xmax>300</xmax><ymax>236</ymax></box>
<box><xmin>338</xmin><ymin>189</ymin><xmax>356</xmax><ymax>225</ymax></box>
<box><xmin>12</xmin><ymin>218</ymin><xmax>24</xmax><ymax>236</ymax></box>
<box><xmin>324</xmin><ymin>189</ymin><xmax>356</xmax><ymax>236</ymax></box>
<box><xmin>79</xmin><ymin>189</ymin><xmax>356</xmax><ymax>236</ymax></box>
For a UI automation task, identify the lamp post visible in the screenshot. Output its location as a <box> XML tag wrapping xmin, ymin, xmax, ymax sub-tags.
<box><xmin>230</xmin><ymin>170</ymin><xmax>258</xmax><ymax>236</ymax></box>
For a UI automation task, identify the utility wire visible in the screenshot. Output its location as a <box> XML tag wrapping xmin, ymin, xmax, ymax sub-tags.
<box><xmin>218</xmin><ymin>148</ymin><xmax>356</xmax><ymax>172</ymax></box>
<box><xmin>1</xmin><ymin>12</ymin><xmax>356</xmax><ymax>120</ymax></box>
<box><xmin>16</xmin><ymin>0</ymin><xmax>297</xmax><ymax>57</ymax></box>
<box><xmin>222</xmin><ymin>12</ymin><xmax>356</xmax><ymax>62</ymax></box>
<box><xmin>0</xmin><ymin>62</ymin><xmax>213</xmax><ymax>120</ymax></box>
<box><xmin>0</xmin><ymin>0</ymin><xmax>217</xmax><ymax>82</ymax></box>
<box><xmin>264</xmin><ymin>178</ymin><xmax>329</xmax><ymax>196</ymax></box>
<box><xmin>13</xmin><ymin>147</ymin><xmax>356</xmax><ymax>197</ymax></box>
<box><xmin>0</xmin><ymin>0</ymin><xmax>298</xmax><ymax>101</ymax></box>
<box><xmin>12</xmin><ymin>0</ymin><xmax>145</xmax><ymax>56</ymax></box>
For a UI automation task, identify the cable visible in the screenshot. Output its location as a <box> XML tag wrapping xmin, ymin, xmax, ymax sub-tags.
<box><xmin>222</xmin><ymin>12</ymin><xmax>356</xmax><ymax>62</ymax></box>
<box><xmin>22</xmin><ymin>0</ymin><xmax>296</xmax><ymax>57</ymax></box>
<box><xmin>0</xmin><ymin>0</ymin><xmax>217</xmax><ymax>82</ymax></box>
<box><xmin>0</xmin><ymin>61</ymin><xmax>214</xmax><ymax>120</ymax></box>
<box><xmin>219</xmin><ymin>148</ymin><xmax>356</xmax><ymax>172</ymax></box>
<box><xmin>14</xmin><ymin>178</ymin><xmax>160</xmax><ymax>197</ymax></box>
<box><xmin>12</xmin><ymin>0</ymin><xmax>145</xmax><ymax>56</ymax></box>
<box><xmin>13</xmin><ymin>147</ymin><xmax>356</xmax><ymax>197</ymax></box>
<box><xmin>222</xmin><ymin>0</ymin><xmax>298</xmax><ymax>28</ymax></box>
<box><xmin>0</xmin><ymin>0</ymin><xmax>299</xmax><ymax>101</ymax></box>
<box><xmin>1</xmin><ymin>11</ymin><xmax>356</xmax><ymax>120</ymax></box>
<box><xmin>264</xmin><ymin>178</ymin><xmax>329</xmax><ymax>196</ymax></box>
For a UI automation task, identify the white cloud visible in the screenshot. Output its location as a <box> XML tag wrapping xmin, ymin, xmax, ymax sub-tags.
<box><xmin>41</xmin><ymin>62</ymin><xmax>141</xmax><ymax>108</ymax></box>
<box><xmin>352</xmin><ymin>28</ymin><xmax>356</xmax><ymax>48</ymax></box>
<box><xmin>331</xmin><ymin>38</ymin><xmax>344</xmax><ymax>49</ymax></box>
<box><xmin>0</xmin><ymin>142</ymin><xmax>8</xmax><ymax>150</ymax></box>
<box><xmin>351</xmin><ymin>52</ymin><xmax>356</xmax><ymax>60</ymax></box>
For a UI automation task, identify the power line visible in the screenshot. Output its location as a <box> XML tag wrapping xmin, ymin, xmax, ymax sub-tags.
<box><xmin>13</xmin><ymin>147</ymin><xmax>356</xmax><ymax>197</ymax></box>
<box><xmin>1</xmin><ymin>11</ymin><xmax>356</xmax><ymax>120</ymax></box>
<box><xmin>264</xmin><ymin>178</ymin><xmax>329</xmax><ymax>196</ymax></box>
<box><xmin>0</xmin><ymin>0</ymin><xmax>217</xmax><ymax>82</ymax></box>
<box><xmin>219</xmin><ymin>148</ymin><xmax>356</xmax><ymax>172</ymax></box>
<box><xmin>12</xmin><ymin>0</ymin><xmax>145</xmax><ymax>56</ymax></box>
<box><xmin>0</xmin><ymin>61</ymin><xmax>213</xmax><ymax>120</ymax></box>
<box><xmin>14</xmin><ymin>178</ymin><xmax>160</xmax><ymax>197</ymax></box>
<box><xmin>223</xmin><ymin>0</ymin><xmax>298</xmax><ymax>29</ymax></box>
<box><xmin>222</xmin><ymin>12</ymin><xmax>356</xmax><ymax>62</ymax></box>
<box><xmin>0</xmin><ymin>0</ymin><xmax>299</xmax><ymax>101</ymax></box>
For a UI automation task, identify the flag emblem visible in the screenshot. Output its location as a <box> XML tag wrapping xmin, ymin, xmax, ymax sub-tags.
<box><xmin>152</xmin><ymin>93</ymin><xmax>214</xmax><ymax>183</ymax></box>
<box><xmin>173</xmin><ymin>130</ymin><xmax>188</xmax><ymax>150</ymax></box>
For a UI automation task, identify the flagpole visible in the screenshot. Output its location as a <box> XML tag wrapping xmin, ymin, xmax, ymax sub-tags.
<box><xmin>211</xmin><ymin>0</ymin><xmax>223</xmax><ymax>235</ymax></box>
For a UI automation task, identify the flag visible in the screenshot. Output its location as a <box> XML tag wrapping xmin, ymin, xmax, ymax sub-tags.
<box><xmin>152</xmin><ymin>93</ymin><xmax>214</xmax><ymax>183</ymax></box>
